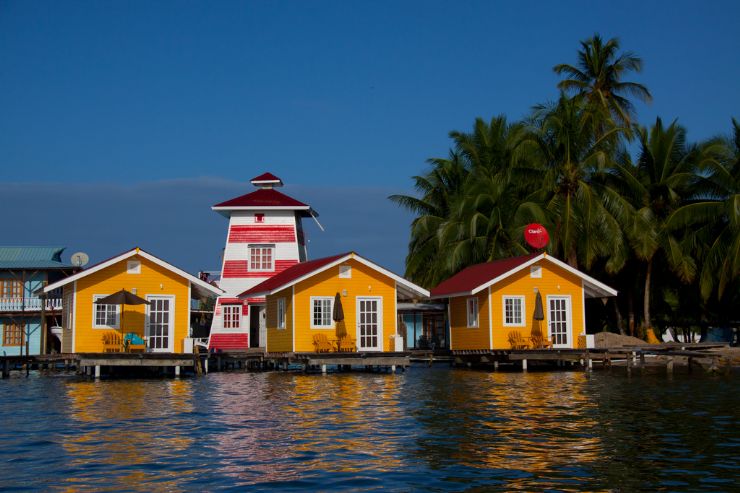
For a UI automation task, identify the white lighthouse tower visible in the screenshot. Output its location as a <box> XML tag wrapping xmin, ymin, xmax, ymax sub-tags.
<box><xmin>207</xmin><ymin>172</ymin><xmax>315</xmax><ymax>351</ymax></box>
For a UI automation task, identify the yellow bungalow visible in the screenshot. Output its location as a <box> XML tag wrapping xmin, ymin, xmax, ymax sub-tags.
<box><xmin>430</xmin><ymin>252</ymin><xmax>617</xmax><ymax>350</ymax></box>
<box><xmin>239</xmin><ymin>252</ymin><xmax>429</xmax><ymax>353</ymax></box>
<box><xmin>42</xmin><ymin>247</ymin><xmax>222</xmax><ymax>353</ymax></box>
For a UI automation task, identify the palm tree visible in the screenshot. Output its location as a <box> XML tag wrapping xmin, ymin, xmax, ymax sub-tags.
<box><xmin>554</xmin><ymin>34</ymin><xmax>652</xmax><ymax>126</ymax></box>
<box><xmin>436</xmin><ymin>116</ymin><xmax>543</xmax><ymax>274</ymax></box>
<box><xmin>667</xmin><ymin>119</ymin><xmax>739</xmax><ymax>302</ymax></box>
<box><xmin>612</xmin><ymin>117</ymin><xmax>720</xmax><ymax>331</ymax></box>
<box><xmin>391</xmin><ymin>116</ymin><xmax>543</xmax><ymax>286</ymax></box>
<box><xmin>527</xmin><ymin>94</ymin><xmax>628</xmax><ymax>272</ymax></box>
<box><xmin>389</xmin><ymin>152</ymin><xmax>468</xmax><ymax>286</ymax></box>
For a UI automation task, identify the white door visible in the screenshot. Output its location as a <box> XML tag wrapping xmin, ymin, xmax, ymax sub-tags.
<box><xmin>146</xmin><ymin>295</ymin><xmax>175</xmax><ymax>352</ymax></box>
<box><xmin>356</xmin><ymin>297</ymin><xmax>383</xmax><ymax>351</ymax></box>
<box><xmin>547</xmin><ymin>296</ymin><xmax>571</xmax><ymax>348</ymax></box>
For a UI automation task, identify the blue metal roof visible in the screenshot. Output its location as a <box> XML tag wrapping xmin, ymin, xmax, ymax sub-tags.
<box><xmin>0</xmin><ymin>246</ymin><xmax>72</xmax><ymax>269</ymax></box>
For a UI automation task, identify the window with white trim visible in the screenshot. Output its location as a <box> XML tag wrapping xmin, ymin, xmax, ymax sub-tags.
<box><xmin>530</xmin><ymin>265</ymin><xmax>542</xmax><ymax>278</ymax></box>
<box><xmin>223</xmin><ymin>305</ymin><xmax>241</xmax><ymax>329</ymax></box>
<box><xmin>503</xmin><ymin>296</ymin><xmax>525</xmax><ymax>326</ymax></box>
<box><xmin>311</xmin><ymin>297</ymin><xmax>333</xmax><ymax>328</ymax></box>
<box><xmin>249</xmin><ymin>245</ymin><xmax>275</xmax><ymax>271</ymax></box>
<box><xmin>277</xmin><ymin>298</ymin><xmax>286</xmax><ymax>329</ymax></box>
<box><xmin>339</xmin><ymin>265</ymin><xmax>352</xmax><ymax>278</ymax></box>
<box><xmin>466</xmin><ymin>297</ymin><xmax>479</xmax><ymax>328</ymax></box>
<box><xmin>93</xmin><ymin>295</ymin><xmax>120</xmax><ymax>329</ymax></box>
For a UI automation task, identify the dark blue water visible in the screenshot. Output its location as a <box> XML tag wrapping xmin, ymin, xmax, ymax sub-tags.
<box><xmin>1</xmin><ymin>366</ymin><xmax>738</xmax><ymax>491</ymax></box>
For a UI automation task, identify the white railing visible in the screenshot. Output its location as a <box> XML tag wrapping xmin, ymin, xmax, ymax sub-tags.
<box><xmin>0</xmin><ymin>297</ymin><xmax>63</xmax><ymax>312</ymax></box>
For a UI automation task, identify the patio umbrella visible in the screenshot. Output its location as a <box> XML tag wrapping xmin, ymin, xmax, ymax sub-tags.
<box><xmin>332</xmin><ymin>292</ymin><xmax>344</xmax><ymax>322</ymax></box>
<box><xmin>533</xmin><ymin>291</ymin><xmax>545</xmax><ymax>321</ymax></box>
<box><xmin>95</xmin><ymin>289</ymin><xmax>149</xmax><ymax>348</ymax></box>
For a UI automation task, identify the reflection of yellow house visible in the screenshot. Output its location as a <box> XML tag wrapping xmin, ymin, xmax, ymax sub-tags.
<box><xmin>43</xmin><ymin>247</ymin><xmax>222</xmax><ymax>353</ymax></box>
<box><xmin>239</xmin><ymin>252</ymin><xmax>429</xmax><ymax>353</ymax></box>
<box><xmin>430</xmin><ymin>253</ymin><xmax>616</xmax><ymax>350</ymax></box>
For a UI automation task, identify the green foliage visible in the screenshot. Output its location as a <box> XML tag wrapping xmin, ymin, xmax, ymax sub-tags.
<box><xmin>391</xmin><ymin>34</ymin><xmax>739</xmax><ymax>331</ymax></box>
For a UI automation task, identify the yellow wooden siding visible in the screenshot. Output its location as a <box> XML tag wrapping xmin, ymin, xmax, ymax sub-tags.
<box><xmin>448</xmin><ymin>291</ymin><xmax>490</xmax><ymax>350</ymax></box>
<box><xmin>292</xmin><ymin>258</ymin><xmax>397</xmax><ymax>352</ymax></box>
<box><xmin>62</xmin><ymin>284</ymin><xmax>74</xmax><ymax>353</ymax></box>
<box><xmin>72</xmin><ymin>255</ymin><xmax>191</xmax><ymax>353</ymax></box>
<box><xmin>265</xmin><ymin>285</ymin><xmax>293</xmax><ymax>352</ymax></box>
<box><xmin>450</xmin><ymin>261</ymin><xmax>585</xmax><ymax>350</ymax></box>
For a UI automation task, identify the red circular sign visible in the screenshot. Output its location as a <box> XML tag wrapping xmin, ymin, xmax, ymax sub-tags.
<box><xmin>524</xmin><ymin>223</ymin><xmax>549</xmax><ymax>249</ymax></box>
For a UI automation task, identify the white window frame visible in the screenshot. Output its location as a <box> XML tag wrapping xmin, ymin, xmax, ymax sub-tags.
<box><xmin>223</xmin><ymin>304</ymin><xmax>241</xmax><ymax>329</ymax></box>
<box><xmin>339</xmin><ymin>265</ymin><xmax>352</xmax><ymax>278</ymax></box>
<box><xmin>127</xmin><ymin>260</ymin><xmax>141</xmax><ymax>274</ymax></box>
<box><xmin>310</xmin><ymin>296</ymin><xmax>333</xmax><ymax>329</ymax></box>
<box><xmin>503</xmin><ymin>295</ymin><xmax>526</xmax><ymax>327</ymax></box>
<box><xmin>92</xmin><ymin>295</ymin><xmax>120</xmax><ymax>329</ymax></box>
<box><xmin>530</xmin><ymin>265</ymin><xmax>542</xmax><ymax>278</ymax></box>
<box><xmin>277</xmin><ymin>298</ymin><xmax>286</xmax><ymax>330</ymax></box>
<box><xmin>466</xmin><ymin>297</ymin><xmax>479</xmax><ymax>328</ymax></box>
<box><xmin>249</xmin><ymin>244</ymin><xmax>275</xmax><ymax>272</ymax></box>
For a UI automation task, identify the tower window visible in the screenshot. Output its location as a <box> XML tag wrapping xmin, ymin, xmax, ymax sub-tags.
<box><xmin>249</xmin><ymin>245</ymin><xmax>275</xmax><ymax>271</ymax></box>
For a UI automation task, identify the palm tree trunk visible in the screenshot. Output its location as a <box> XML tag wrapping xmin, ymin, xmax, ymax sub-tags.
<box><xmin>643</xmin><ymin>258</ymin><xmax>653</xmax><ymax>334</ymax></box>
<box><xmin>612</xmin><ymin>298</ymin><xmax>625</xmax><ymax>335</ymax></box>
<box><xmin>628</xmin><ymin>292</ymin><xmax>635</xmax><ymax>337</ymax></box>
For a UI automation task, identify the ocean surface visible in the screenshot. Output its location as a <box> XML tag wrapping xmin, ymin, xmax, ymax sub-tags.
<box><xmin>0</xmin><ymin>365</ymin><xmax>738</xmax><ymax>492</ymax></box>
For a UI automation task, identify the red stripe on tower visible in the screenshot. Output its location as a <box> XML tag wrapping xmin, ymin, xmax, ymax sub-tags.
<box><xmin>209</xmin><ymin>333</ymin><xmax>249</xmax><ymax>351</ymax></box>
<box><xmin>222</xmin><ymin>259</ymin><xmax>299</xmax><ymax>278</ymax></box>
<box><xmin>228</xmin><ymin>225</ymin><xmax>296</xmax><ymax>243</ymax></box>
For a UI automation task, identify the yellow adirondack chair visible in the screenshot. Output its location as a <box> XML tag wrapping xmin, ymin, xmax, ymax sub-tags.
<box><xmin>530</xmin><ymin>332</ymin><xmax>553</xmax><ymax>349</ymax></box>
<box><xmin>507</xmin><ymin>330</ymin><xmax>530</xmax><ymax>350</ymax></box>
<box><xmin>313</xmin><ymin>334</ymin><xmax>334</xmax><ymax>353</ymax></box>
<box><xmin>338</xmin><ymin>334</ymin><xmax>356</xmax><ymax>352</ymax></box>
<box><xmin>102</xmin><ymin>332</ymin><xmax>122</xmax><ymax>352</ymax></box>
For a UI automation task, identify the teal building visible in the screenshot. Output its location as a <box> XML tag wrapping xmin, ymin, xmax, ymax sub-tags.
<box><xmin>0</xmin><ymin>247</ymin><xmax>76</xmax><ymax>356</ymax></box>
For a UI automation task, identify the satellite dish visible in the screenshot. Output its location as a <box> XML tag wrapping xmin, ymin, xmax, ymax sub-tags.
<box><xmin>524</xmin><ymin>224</ymin><xmax>550</xmax><ymax>249</ymax></box>
<box><xmin>71</xmin><ymin>252</ymin><xmax>90</xmax><ymax>267</ymax></box>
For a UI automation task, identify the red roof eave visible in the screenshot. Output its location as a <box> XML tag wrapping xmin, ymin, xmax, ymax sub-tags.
<box><xmin>213</xmin><ymin>188</ymin><xmax>310</xmax><ymax>209</ymax></box>
<box><xmin>430</xmin><ymin>253</ymin><xmax>541</xmax><ymax>298</ymax></box>
<box><xmin>238</xmin><ymin>252</ymin><xmax>351</xmax><ymax>298</ymax></box>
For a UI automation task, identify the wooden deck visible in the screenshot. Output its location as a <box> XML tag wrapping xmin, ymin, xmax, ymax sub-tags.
<box><xmin>207</xmin><ymin>350</ymin><xmax>411</xmax><ymax>373</ymax></box>
<box><xmin>1</xmin><ymin>352</ymin><xmax>198</xmax><ymax>378</ymax></box>
<box><xmin>1</xmin><ymin>343</ymin><xmax>733</xmax><ymax>378</ymax></box>
<box><xmin>450</xmin><ymin>343</ymin><xmax>735</xmax><ymax>373</ymax></box>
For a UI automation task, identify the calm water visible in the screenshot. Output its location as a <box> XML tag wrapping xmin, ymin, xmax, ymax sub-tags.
<box><xmin>0</xmin><ymin>366</ymin><xmax>738</xmax><ymax>492</ymax></box>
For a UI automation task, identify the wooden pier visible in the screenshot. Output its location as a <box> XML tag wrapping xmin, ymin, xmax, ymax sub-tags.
<box><xmin>451</xmin><ymin>343</ymin><xmax>736</xmax><ymax>373</ymax></box>
<box><xmin>1</xmin><ymin>343</ymin><xmax>734</xmax><ymax>378</ymax></box>
<box><xmin>1</xmin><ymin>352</ymin><xmax>198</xmax><ymax>378</ymax></box>
<box><xmin>206</xmin><ymin>350</ymin><xmax>411</xmax><ymax>374</ymax></box>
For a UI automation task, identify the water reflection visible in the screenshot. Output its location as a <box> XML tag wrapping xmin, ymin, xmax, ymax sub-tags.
<box><xmin>60</xmin><ymin>379</ymin><xmax>195</xmax><ymax>491</ymax></box>
<box><xmin>0</xmin><ymin>368</ymin><xmax>737</xmax><ymax>491</ymax></box>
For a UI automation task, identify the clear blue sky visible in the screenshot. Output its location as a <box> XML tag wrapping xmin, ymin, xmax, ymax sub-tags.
<box><xmin>2</xmin><ymin>1</ymin><xmax>739</xmax><ymax>276</ymax></box>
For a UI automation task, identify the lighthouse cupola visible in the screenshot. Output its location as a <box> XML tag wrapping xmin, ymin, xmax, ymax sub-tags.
<box><xmin>250</xmin><ymin>172</ymin><xmax>283</xmax><ymax>189</ymax></box>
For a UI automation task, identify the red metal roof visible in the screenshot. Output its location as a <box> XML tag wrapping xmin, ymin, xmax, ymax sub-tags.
<box><xmin>238</xmin><ymin>252</ymin><xmax>351</xmax><ymax>297</ymax></box>
<box><xmin>430</xmin><ymin>253</ymin><xmax>540</xmax><ymax>297</ymax></box>
<box><xmin>213</xmin><ymin>188</ymin><xmax>310</xmax><ymax>209</ymax></box>
<box><xmin>250</xmin><ymin>172</ymin><xmax>282</xmax><ymax>183</ymax></box>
